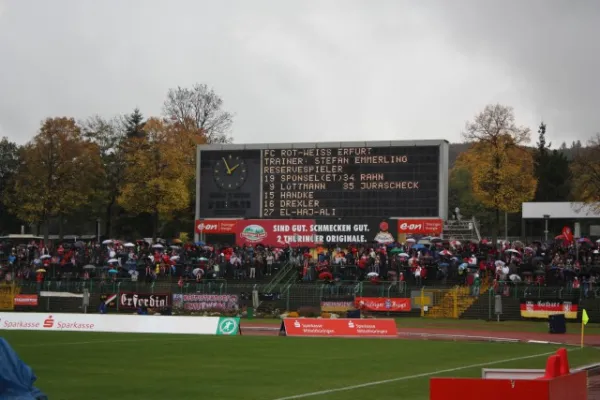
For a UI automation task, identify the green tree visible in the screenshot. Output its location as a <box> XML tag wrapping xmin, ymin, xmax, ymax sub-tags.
<box><xmin>570</xmin><ymin>134</ymin><xmax>600</xmax><ymax>212</ymax></box>
<box><xmin>125</xmin><ymin>108</ymin><xmax>146</xmax><ymax>139</ymax></box>
<box><xmin>0</xmin><ymin>137</ymin><xmax>22</xmax><ymax>233</ymax></box>
<box><xmin>534</xmin><ymin>122</ymin><xmax>571</xmax><ymax>202</ymax></box>
<box><xmin>4</xmin><ymin>118</ymin><xmax>103</xmax><ymax>241</ymax></box>
<box><xmin>461</xmin><ymin>104</ymin><xmax>537</xmax><ymax>251</ymax></box>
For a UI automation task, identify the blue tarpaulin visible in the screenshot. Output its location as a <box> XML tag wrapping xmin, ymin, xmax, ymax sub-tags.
<box><xmin>0</xmin><ymin>338</ymin><xmax>47</xmax><ymax>400</ymax></box>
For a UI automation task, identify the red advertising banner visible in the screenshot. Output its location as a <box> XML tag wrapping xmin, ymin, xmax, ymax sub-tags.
<box><xmin>355</xmin><ymin>297</ymin><xmax>411</xmax><ymax>312</ymax></box>
<box><xmin>195</xmin><ymin>219</ymin><xmax>238</xmax><ymax>234</ymax></box>
<box><xmin>282</xmin><ymin>318</ymin><xmax>398</xmax><ymax>337</ymax></box>
<box><xmin>235</xmin><ymin>219</ymin><xmax>396</xmax><ymax>247</ymax></box>
<box><xmin>235</xmin><ymin>219</ymin><xmax>316</xmax><ymax>247</ymax></box>
<box><xmin>397</xmin><ymin>218</ymin><xmax>443</xmax><ymax>235</ymax></box>
<box><xmin>14</xmin><ymin>294</ymin><xmax>38</xmax><ymax>306</ymax></box>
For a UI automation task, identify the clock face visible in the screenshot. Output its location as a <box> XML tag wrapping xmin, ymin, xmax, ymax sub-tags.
<box><xmin>213</xmin><ymin>155</ymin><xmax>248</xmax><ymax>190</ymax></box>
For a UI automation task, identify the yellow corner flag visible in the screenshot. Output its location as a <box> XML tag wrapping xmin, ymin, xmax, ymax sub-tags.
<box><xmin>581</xmin><ymin>309</ymin><xmax>589</xmax><ymax>348</ymax></box>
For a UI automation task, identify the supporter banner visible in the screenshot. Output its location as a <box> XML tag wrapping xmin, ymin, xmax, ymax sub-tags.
<box><xmin>0</xmin><ymin>313</ymin><xmax>240</xmax><ymax>335</ymax></box>
<box><xmin>172</xmin><ymin>294</ymin><xmax>238</xmax><ymax>311</ymax></box>
<box><xmin>355</xmin><ymin>297</ymin><xmax>411</xmax><ymax>312</ymax></box>
<box><xmin>118</xmin><ymin>293</ymin><xmax>171</xmax><ymax>309</ymax></box>
<box><xmin>14</xmin><ymin>295</ymin><xmax>38</xmax><ymax>307</ymax></box>
<box><xmin>283</xmin><ymin>318</ymin><xmax>397</xmax><ymax>337</ymax></box>
<box><xmin>320</xmin><ymin>297</ymin><xmax>355</xmax><ymax>312</ymax></box>
<box><xmin>397</xmin><ymin>218</ymin><xmax>443</xmax><ymax>235</ymax></box>
<box><xmin>195</xmin><ymin>219</ymin><xmax>238</xmax><ymax>234</ymax></box>
<box><xmin>235</xmin><ymin>219</ymin><xmax>395</xmax><ymax>247</ymax></box>
<box><xmin>520</xmin><ymin>299</ymin><xmax>579</xmax><ymax>319</ymax></box>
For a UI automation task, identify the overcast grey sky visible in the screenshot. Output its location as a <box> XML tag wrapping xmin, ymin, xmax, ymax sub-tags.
<box><xmin>0</xmin><ymin>0</ymin><xmax>599</xmax><ymax>146</ymax></box>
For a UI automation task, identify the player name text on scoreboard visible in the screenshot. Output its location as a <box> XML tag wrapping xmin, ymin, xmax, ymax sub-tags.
<box><xmin>261</xmin><ymin>147</ymin><xmax>432</xmax><ymax>218</ymax></box>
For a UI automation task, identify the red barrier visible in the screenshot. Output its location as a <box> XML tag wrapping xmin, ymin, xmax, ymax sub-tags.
<box><xmin>282</xmin><ymin>318</ymin><xmax>397</xmax><ymax>338</ymax></box>
<box><xmin>430</xmin><ymin>372</ymin><xmax>587</xmax><ymax>400</ymax></box>
<box><xmin>429</xmin><ymin>348</ymin><xmax>587</xmax><ymax>400</ymax></box>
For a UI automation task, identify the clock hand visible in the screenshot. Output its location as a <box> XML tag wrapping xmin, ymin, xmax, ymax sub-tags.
<box><xmin>229</xmin><ymin>164</ymin><xmax>240</xmax><ymax>173</ymax></box>
<box><xmin>222</xmin><ymin>158</ymin><xmax>232</xmax><ymax>174</ymax></box>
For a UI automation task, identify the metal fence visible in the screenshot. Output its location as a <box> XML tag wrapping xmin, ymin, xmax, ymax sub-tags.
<box><xmin>7</xmin><ymin>278</ymin><xmax>600</xmax><ymax>322</ymax></box>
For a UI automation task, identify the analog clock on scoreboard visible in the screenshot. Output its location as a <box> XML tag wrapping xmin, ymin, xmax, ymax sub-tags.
<box><xmin>213</xmin><ymin>154</ymin><xmax>248</xmax><ymax>190</ymax></box>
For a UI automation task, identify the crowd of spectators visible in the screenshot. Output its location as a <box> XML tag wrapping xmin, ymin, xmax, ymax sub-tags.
<box><xmin>0</xmin><ymin>236</ymin><xmax>599</xmax><ymax>296</ymax></box>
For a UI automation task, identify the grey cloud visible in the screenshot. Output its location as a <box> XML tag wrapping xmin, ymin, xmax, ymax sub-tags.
<box><xmin>0</xmin><ymin>0</ymin><xmax>598</xmax><ymax>146</ymax></box>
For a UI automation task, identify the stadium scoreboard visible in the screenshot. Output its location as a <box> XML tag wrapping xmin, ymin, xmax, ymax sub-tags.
<box><xmin>196</xmin><ymin>141</ymin><xmax>449</xmax><ymax>220</ymax></box>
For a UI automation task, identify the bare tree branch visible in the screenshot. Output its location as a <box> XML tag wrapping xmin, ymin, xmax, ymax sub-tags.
<box><xmin>163</xmin><ymin>84</ymin><xmax>233</xmax><ymax>143</ymax></box>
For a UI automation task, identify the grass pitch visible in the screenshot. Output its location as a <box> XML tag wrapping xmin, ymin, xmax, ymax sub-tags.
<box><xmin>3</xmin><ymin>331</ymin><xmax>599</xmax><ymax>400</ymax></box>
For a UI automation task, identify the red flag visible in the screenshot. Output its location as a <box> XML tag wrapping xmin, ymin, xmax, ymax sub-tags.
<box><xmin>561</xmin><ymin>226</ymin><xmax>573</xmax><ymax>243</ymax></box>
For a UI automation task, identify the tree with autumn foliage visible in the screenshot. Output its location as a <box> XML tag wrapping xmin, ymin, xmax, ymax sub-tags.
<box><xmin>458</xmin><ymin>104</ymin><xmax>537</xmax><ymax>251</ymax></box>
<box><xmin>570</xmin><ymin>134</ymin><xmax>600</xmax><ymax>212</ymax></box>
<box><xmin>4</xmin><ymin>118</ymin><xmax>103</xmax><ymax>241</ymax></box>
<box><xmin>117</xmin><ymin>118</ymin><xmax>192</xmax><ymax>241</ymax></box>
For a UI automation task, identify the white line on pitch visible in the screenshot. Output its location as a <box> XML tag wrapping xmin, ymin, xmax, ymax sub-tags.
<box><xmin>271</xmin><ymin>349</ymin><xmax>578</xmax><ymax>400</ymax></box>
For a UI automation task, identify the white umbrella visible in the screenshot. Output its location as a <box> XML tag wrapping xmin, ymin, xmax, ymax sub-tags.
<box><xmin>124</xmin><ymin>243</ymin><xmax>135</xmax><ymax>248</ymax></box>
<box><xmin>148</xmin><ymin>255</ymin><xmax>155</xmax><ymax>262</ymax></box>
<box><xmin>102</xmin><ymin>239</ymin><xmax>113</xmax><ymax>245</ymax></box>
<box><xmin>170</xmin><ymin>255</ymin><xmax>180</xmax><ymax>261</ymax></box>
<box><xmin>509</xmin><ymin>274</ymin><xmax>522</xmax><ymax>282</ymax></box>
<box><xmin>505</xmin><ymin>249</ymin><xmax>520</xmax><ymax>254</ymax></box>
<box><xmin>109</xmin><ymin>251</ymin><xmax>116</xmax><ymax>258</ymax></box>
<box><xmin>399</xmin><ymin>253</ymin><xmax>409</xmax><ymax>258</ymax></box>
<box><xmin>405</xmin><ymin>238</ymin><xmax>416</xmax><ymax>243</ymax></box>
<box><xmin>494</xmin><ymin>260</ymin><xmax>505</xmax><ymax>268</ymax></box>
<box><xmin>169</xmin><ymin>245</ymin><xmax>180</xmax><ymax>249</ymax></box>
<box><xmin>152</xmin><ymin>244</ymin><xmax>164</xmax><ymax>249</ymax></box>
<box><xmin>502</xmin><ymin>266</ymin><xmax>509</xmax><ymax>275</ymax></box>
<box><xmin>83</xmin><ymin>265</ymin><xmax>96</xmax><ymax>270</ymax></box>
<box><xmin>108</xmin><ymin>258</ymin><xmax>118</xmax><ymax>263</ymax></box>
<box><xmin>40</xmin><ymin>255</ymin><xmax>51</xmax><ymax>260</ymax></box>
<box><xmin>192</xmin><ymin>268</ymin><xmax>203</xmax><ymax>276</ymax></box>
<box><xmin>366</xmin><ymin>272</ymin><xmax>379</xmax><ymax>278</ymax></box>
<box><xmin>418</xmin><ymin>239</ymin><xmax>431</xmax><ymax>245</ymax></box>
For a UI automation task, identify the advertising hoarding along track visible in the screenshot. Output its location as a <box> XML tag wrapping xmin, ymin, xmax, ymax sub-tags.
<box><xmin>355</xmin><ymin>297</ymin><xmax>411</xmax><ymax>312</ymax></box>
<box><xmin>196</xmin><ymin>141</ymin><xmax>449</xmax><ymax>221</ymax></box>
<box><xmin>282</xmin><ymin>318</ymin><xmax>398</xmax><ymax>337</ymax></box>
<box><xmin>519</xmin><ymin>299</ymin><xmax>578</xmax><ymax>319</ymax></box>
<box><xmin>0</xmin><ymin>313</ymin><xmax>240</xmax><ymax>335</ymax></box>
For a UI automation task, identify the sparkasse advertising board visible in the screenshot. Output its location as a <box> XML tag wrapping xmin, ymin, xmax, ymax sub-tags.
<box><xmin>0</xmin><ymin>313</ymin><xmax>240</xmax><ymax>335</ymax></box>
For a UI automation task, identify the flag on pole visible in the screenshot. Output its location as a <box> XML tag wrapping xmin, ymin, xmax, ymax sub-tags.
<box><xmin>582</xmin><ymin>309</ymin><xmax>589</xmax><ymax>326</ymax></box>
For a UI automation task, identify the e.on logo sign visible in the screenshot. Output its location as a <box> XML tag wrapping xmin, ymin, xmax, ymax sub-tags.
<box><xmin>197</xmin><ymin>223</ymin><xmax>218</xmax><ymax>232</ymax></box>
<box><xmin>195</xmin><ymin>219</ymin><xmax>238</xmax><ymax>234</ymax></box>
<box><xmin>397</xmin><ymin>218</ymin><xmax>443</xmax><ymax>235</ymax></box>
